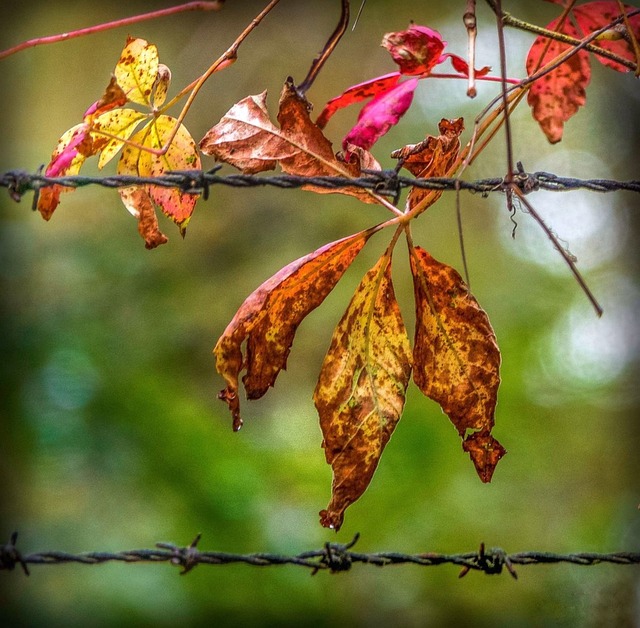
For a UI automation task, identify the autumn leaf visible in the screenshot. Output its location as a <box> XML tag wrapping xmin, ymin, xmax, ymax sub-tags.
<box><xmin>391</xmin><ymin>117</ymin><xmax>464</xmax><ymax>210</ymax></box>
<box><xmin>381</xmin><ymin>24</ymin><xmax>446</xmax><ymax>75</ymax></box>
<box><xmin>118</xmin><ymin>115</ymin><xmax>201</xmax><ymax>238</ymax></box>
<box><xmin>314</xmin><ymin>252</ymin><xmax>412</xmax><ymax>530</ymax></box>
<box><xmin>215</xmin><ymin>228</ymin><xmax>376</xmax><ymax>432</ymax></box>
<box><xmin>526</xmin><ymin>2</ymin><xmax>639</xmax><ymax>142</ymax></box>
<box><xmin>409</xmin><ymin>245</ymin><xmax>504</xmax><ymax>482</ymax></box>
<box><xmin>316</xmin><ymin>72</ymin><xmax>401</xmax><ymax>129</ymax></box>
<box><xmin>526</xmin><ymin>16</ymin><xmax>590</xmax><ymax>144</ymax></box>
<box><xmin>200</xmin><ymin>80</ymin><xmax>379</xmax><ymax>203</ymax></box>
<box><xmin>343</xmin><ymin>78</ymin><xmax>419</xmax><ymax>152</ymax></box>
<box><xmin>37</xmin><ymin>36</ymin><xmax>200</xmax><ymax>247</ymax></box>
<box><xmin>37</xmin><ymin>124</ymin><xmax>90</xmax><ymax>219</ymax></box>
<box><xmin>114</xmin><ymin>36</ymin><xmax>159</xmax><ymax>106</ymax></box>
<box><xmin>573</xmin><ymin>2</ymin><xmax>640</xmax><ymax>72</ymax></box>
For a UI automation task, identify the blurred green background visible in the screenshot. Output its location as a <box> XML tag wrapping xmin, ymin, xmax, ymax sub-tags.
<box><xmin>1</xmin><ymin>1</ymin><xmax>638</xmax><ymax>626</ymax></box>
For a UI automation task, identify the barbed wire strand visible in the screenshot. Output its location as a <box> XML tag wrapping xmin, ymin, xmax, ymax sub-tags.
<box><xmin>2</xmin><ymin>168</ymin><xmax>640</xmax><ymax>205</ymax></box>
<box><xmin>2</xmin><ymin>532</ymin><xmax>638</xmax><ymax>579</ymax></box>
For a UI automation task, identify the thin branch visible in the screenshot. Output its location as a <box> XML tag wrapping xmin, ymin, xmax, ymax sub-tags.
<box><xmin>0</xmin><ymin>2</ymin><xmax>225</xmax><ymax>61</ymax></box>
<box><xmin>297</xmin><ymin>0</ymin><xmax>350</xmax><ymax>95</ymax></box>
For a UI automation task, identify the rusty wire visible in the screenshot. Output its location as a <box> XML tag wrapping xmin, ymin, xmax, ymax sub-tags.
<box><xmin>1</xmin><ymin>532</ymin><xmax>638</xmax><ymax>579</ymax></box>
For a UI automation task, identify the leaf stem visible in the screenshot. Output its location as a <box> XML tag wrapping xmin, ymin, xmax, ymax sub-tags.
<box><xmin>0</xmin><ymin>2</ymin><xmax>224</xmax><ymax>61</ymax></box>
<box><xmin>464</xmin><ymin>0</ymin><xmax>478</xmax><ymax>97</ymax></box>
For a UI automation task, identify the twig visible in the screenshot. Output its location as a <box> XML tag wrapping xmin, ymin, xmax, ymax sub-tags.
<box><xmin>297</xmin><ymin>0</ymin><xmax>350</xmax><ymax>95</ymax></box>
<box><xmin>0</xmin><ymin>2</ymin><xmax>225</xmax><ymax>61</ymax></box>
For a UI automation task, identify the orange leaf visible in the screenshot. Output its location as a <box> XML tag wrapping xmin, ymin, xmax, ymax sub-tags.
<box><xmin>391</xmin><ymin>118</ymin><xmax>464</xmax><ymax>210</ymax></box>
<box><xmin>526</xmin><ymin>16</ymin><xmax>590</xmax><ymax>143</ymax></box>
<box><xmin>314</xmin><ymin>253</ymin><xmax>412</xmax><ymax>530</ymax></box>
<box><xmin>215</xmin><ymin>229</ymin><xmax>376</xmax><ymax>432</ymax></box>
<box><xmin>409</xmin><ymin>245</ymin><xmax>504</xmax><ymax>482</ymax></box>
<box><xmin>199</xmin><ymin>79</ymin><xmax>380</xmax><ymax>203</ymax></box>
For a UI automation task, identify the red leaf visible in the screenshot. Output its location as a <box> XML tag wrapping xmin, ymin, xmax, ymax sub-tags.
<box><xmin>343</xmin><ymin>78</ymin><xmax>419</xmax><ymax>151</ymax></box>
<box><xmin>526</xmin><ymin>16</ymin><xmax>591</xmax><ymax>143</ymax></box>
<box><xmin>316</xmin><ymin>73</ymin><xmax>401</xmax><ymax>129</ymax></box>
<box><xmin>381</xmin><ymin>24</ymin><xmax>446</xmax><ymax>76</ymax></box>
<box><xmin>573</xmin><ymin>1</ymin><xmax>640</xmax><ymax>72</ymax></box>
<box><xmin>444</xmin><ymin>53</ymin><xmax>491</xmax><ymax>77</ymax></box>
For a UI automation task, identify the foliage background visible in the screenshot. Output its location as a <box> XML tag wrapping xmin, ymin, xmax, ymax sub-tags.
<box><xmin>1</xmin><ymin>1</ymin><xmax>638</xmax><ymax>625</ymax></box>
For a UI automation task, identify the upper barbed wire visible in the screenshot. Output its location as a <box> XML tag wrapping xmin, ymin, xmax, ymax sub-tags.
<box><xmin>2</xmin><ymin>168</ymin><xmax>639</xmax><ymax>206</ymax></box>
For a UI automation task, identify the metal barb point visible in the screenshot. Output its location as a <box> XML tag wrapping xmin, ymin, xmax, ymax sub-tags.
<box><xmin>156</xmin><ymin>533</ymin><xmax>202</xmax><ymax>575</ymax></box>
<box><xmin>0</xmin><ymin>532</ymin><xmax>30</xmax><ymax>576</ymax></box>
<box><xmin>318</xmin><ymin>533</ymin><xmax>360</xmax><ymax>574</ymax></box>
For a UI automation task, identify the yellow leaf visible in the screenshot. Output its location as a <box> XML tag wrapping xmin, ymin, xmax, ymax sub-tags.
<box><xmin>114</xmin><ymin>37</ymin><xmax>159</xmax><ymax>107</ymax></box>
<box><xmin>314</xmin><ymin>252</ymin><xmax>412</xmax><ymax>530</ymax></box>
<box><xmin>91</xmin><ymin>109</ymin><xmax>148</xmax><ymax>169</ymax></box>
<box><xmin>117</xmin><ymin>115</ymin><xmax>201</xmax><ymax>233</ymax></box>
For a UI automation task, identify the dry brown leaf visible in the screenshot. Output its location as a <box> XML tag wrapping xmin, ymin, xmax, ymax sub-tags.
<box><xmin>199</xmin><ymin>79</ymin><xmax>380</xmax><ymax>203</ymax></box>
<box><xmin>409</xmin><ymin>245</ymin><xmax>504</xmax><ymax>482</ymax></box>
<box><xmin>391</xmin><ymin>118</ymin><xmax>463</xmax><ymax>210</ymax></box>
<box><xmin>314</xmin><ymin>252</ymin><xmax>412</xmax><ymax>530</ymax></box>
<box><xmin>215</xmin><ymin>228</ymin><xmax>376</xmax><ymax>432</ymax></box>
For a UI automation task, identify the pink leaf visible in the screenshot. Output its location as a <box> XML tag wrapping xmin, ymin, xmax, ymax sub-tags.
<box><xmin>343</xmin><ymin>78</ymin><xmax>419</xmax><ymax>151</ymax></box>
<box><xmin>381</xmin><ymin>24</ymin><xmax>446</xmax><ymax>76</ymax></box>
<box><xmin>316</xmin><ymin>73</ymin><xmax>401</xmax><ymax>129</ymax></box>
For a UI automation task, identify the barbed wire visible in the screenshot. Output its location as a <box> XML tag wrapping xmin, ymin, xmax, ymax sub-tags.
<box><xmin>2</xmin><ymin>167</ymin><xmax>640</xmax><ymax>205</ymax></box>
<box><xmin>1</xmin><ymin>532</ymin><xmax>638</xmax><ymax>579</ymax></box>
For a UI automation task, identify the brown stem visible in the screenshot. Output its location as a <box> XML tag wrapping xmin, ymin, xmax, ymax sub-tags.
<box><xmin>615</xmin><ymin>0</ymin><xmax>640</xmax><ymax>77</ymax></box>
<box><xmin>297</xmin><ymin>0</ymin><xmax>350</xmax><ymax>95</ymax></box>
<box><xmin>0</xmin><ymin>2</ymin><xmax>224</xmax><ymax>61</ymax></box>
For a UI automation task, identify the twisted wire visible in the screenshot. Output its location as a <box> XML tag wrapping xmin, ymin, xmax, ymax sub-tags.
<box><xmin>2</xmin><ymin>532</ymin><xmax>638</xmax><ymax>579</ymax></box>
<box><xmin>2</xmin><ymin>168</ymin><xmax>639</xmax><ymax>205</ymax></box>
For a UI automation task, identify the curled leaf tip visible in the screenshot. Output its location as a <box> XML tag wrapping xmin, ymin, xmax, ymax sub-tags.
<box><xmin>218</xmin><ymin>388</ymin><xmax>243</xmax><ymax>432</ymax></box>
<box><xmin>319</xmin><ymin>508</ymin><xmax>344</xmax><ymax>531</ymax></box>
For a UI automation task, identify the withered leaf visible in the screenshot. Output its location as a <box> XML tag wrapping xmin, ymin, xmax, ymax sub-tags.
<box><xmin>199</xmin><ymin>80</ymin><xmax>380</xmax><ymax>203</ymax></box>
<box><xmin>314</xmin><ymin>253</ymin><xmax>412</xmax><ymax>530</ymax></box>
<box><xmin>391</xmin><ymin>118</ymin><xmax>464</xmax><ymax>210</ymax></box>
<box><xmin>215</xmin><ymin>228</ymin><xmax>376</xmax><ymax>432</ymax></box>
<box><xmin>409</xmin><ymin>245</ymin><xmax>504</xmax><ymax>482</ymax></box>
